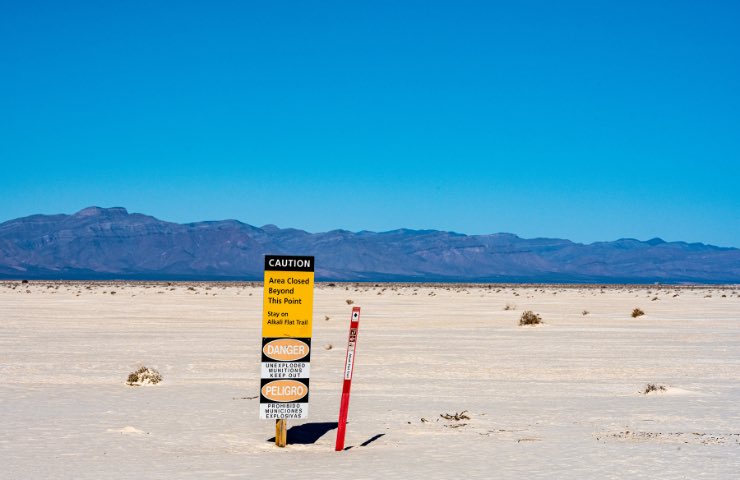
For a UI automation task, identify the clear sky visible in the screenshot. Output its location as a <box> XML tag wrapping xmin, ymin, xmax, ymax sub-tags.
<box><xmin>2</xmin><ymin>1</ymin><xmax>739</xmax><ymax>247</ymax></box>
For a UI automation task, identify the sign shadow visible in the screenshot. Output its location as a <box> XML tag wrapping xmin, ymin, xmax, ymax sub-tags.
<box><xmin>267</xmin><ymin>422</ymin><xmax>338</xmax><ymax>445</ymax></box>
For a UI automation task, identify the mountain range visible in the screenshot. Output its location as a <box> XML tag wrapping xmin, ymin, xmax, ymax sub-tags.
<box><xmin>0</xmin><ymin>206</ymin><xmax>738</xmax><ymax>283</ymax></box>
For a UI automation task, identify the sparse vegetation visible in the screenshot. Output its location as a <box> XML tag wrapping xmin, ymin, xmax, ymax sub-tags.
<box><xmin>643</xmin><ymin>383</ymin><xmax>667</xmax><ymax>394</ymax></box>
<box><xmin>440</xmin><ymin>410</ymin><xmax>470</xmax><ymax>421</ymax></box>
<box><xmin>503</xmin><ymin>303</ymin><xmax>515</xmax><ymax>311</ymax></box>
<box><xmin>346</xmin><ymin>299</ymin><xmax>354</xmax><ymax>305</ymax></box>
<box><xmin>632</xmin><ymin>308</ymin><xmax>645</xmax><ymax>318</ymax></box>
<box><xmin>126</xmin><ymin>366</ymin><xmax>162</xmax><ymax>386</ymax></box>
<box><xmin>519</xmin><ymin>310</ymin><xmax>542</xmax><ymax>326</ymax></box>
<box><xmin>582</xmin><ymin>310</ymin><xmax>589</xmax><ymax>316</ymax></box>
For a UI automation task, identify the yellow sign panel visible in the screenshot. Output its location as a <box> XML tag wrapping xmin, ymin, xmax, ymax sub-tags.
<box><xmin>260</xmin><ymin>255</ymin><xmax>314</xmax><ymax>420</ymax></box>
<box><xmin>261</xmin><ymin>257</ymin><xmax>314</xmax><ymax>338</ymax></box>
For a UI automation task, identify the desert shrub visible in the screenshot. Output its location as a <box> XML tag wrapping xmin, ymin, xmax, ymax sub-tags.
<box><xmin>504</xmin><ymin>303</ymin><xmax>515</xmax><ymax>311</ymax></box>
<box><xmin>632</xmin><ymin>308</ymin><xmax>645</xmax><ymax>318</ymax></box>
<box><xmin>643</xmin><ymin>383</ymin><xmax>667</xmax><ymax>394</ymax></box>
<box><xmin>126</xmin><ymin>366</ymin><xmax>162</xmax><ymax>386</ymax></box>
<box><xmin>346</xmin><ymin>299</ymin><xmax>354</xmax><ymax>305</ymax></box>
<box><xmin>582</xmin><ymin>310</ymin><xmax>589</xmax><ymax>316</ymax></box>
<box><xmin>440</xmin><ymin>410</ymin><xmax>470</xmax><ymax>421</ymax></box>
<box><xmin>519</xmin><ymin>310</ymin><xmax>542</xmax><ymax>326</ymax></box>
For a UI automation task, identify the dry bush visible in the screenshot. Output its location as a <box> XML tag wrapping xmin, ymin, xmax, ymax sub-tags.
<box><xmin>346</xmin><ymin>299</ymin><xmax>354</xmax><ymax>305</ymax></box>
<box><xmin>643</xmin><ymin>383</ymin><xmax>667</xmax><ymax>394</ymax></box>
<box><xmin>126</xmin><ymin>366</ymin><xmax>162</xmax><ymax>386</ymax></box>
<box><xmin>632</xmin><ymin>308</ymin><xmax>645</xmax><ymax>318</ymax></box>
<box><xmin>519</xmin><ymin>310</ymin><xmax>542</xmax><ymax>326</ymax></box>
<box><xmin>440</xmin><ymin>410</ymin><xmax>470</xmax><ymax>421</ymax></box>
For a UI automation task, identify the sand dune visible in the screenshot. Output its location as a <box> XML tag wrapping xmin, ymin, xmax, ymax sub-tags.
<box><xmin>1</xmin><ymin>282</ymin><xmax>739</xmax><ymax>478</ymax></box>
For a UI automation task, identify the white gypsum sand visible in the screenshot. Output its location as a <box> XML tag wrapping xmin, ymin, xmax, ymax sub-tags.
<box><xmin>0</xmin><ymin>281</ymin><xmax>739</xmax><ymax>479</ymax></box>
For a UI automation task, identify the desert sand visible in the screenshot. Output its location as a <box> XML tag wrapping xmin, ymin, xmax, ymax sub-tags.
<box><xmin>1</xmin><ymin>281</ymin><xmax>739</xmax><ymax>479</ymax></box>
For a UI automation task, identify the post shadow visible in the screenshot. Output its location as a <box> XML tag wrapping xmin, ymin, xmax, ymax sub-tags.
<box><xmin>343</xmin><ymin>433</ymin><xmax>386</xmax><ymax>451</ymax></box>
<box><xmin>360</xmin><ymin>433</ymin><xmax>385</xmax><ymax>447</ymax></box>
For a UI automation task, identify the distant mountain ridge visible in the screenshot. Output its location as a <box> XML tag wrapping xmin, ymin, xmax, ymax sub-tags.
<box><xmin>0</xmin><ymin>207</ymin><xmax>738</xmax><ymax>283</ymax></box>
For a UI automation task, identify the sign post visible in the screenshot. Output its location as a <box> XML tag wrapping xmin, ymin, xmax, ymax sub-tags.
<box><xmin>335</xmin><ymin>306</ymin><xmax>361</xmax><ymax>451</ymax></box>
<box><xmin>260</xmin><ymin>255</ymin><xmax>314</xmax><ymax>448</ymax></box>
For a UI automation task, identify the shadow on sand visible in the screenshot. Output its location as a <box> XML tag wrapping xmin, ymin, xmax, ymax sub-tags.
<box><xmin>267</xmin><ymin>422</ymin><xmax>338</xmax><ymax>445</ymax></box>
<box><xmin>344</xmin><ymin>433</ymin><xmax>386</xmax><ymax>450</ymax></box>
<box><xmin>266</xmin><ymin>422</ymin><xmax>386</xmax><ymax>449</ymax></box>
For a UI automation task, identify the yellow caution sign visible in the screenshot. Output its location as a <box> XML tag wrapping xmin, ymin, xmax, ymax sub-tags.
<box><xmin>261</xmin><ymin>262</ymin><xmax>314</xmax><ymax>338</ymax></box>
<box><xmin>260</xmin><ymin>255</ymin><xmax>314</xmax><ymax>420</ymax></box>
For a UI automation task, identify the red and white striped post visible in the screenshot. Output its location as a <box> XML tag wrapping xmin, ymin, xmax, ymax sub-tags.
<box><xmin>335</xmin><ymin>306</ymin><xmax>361</xmax><ymax>451</ymax></box>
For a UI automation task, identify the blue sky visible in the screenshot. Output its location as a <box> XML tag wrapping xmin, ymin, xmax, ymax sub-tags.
<box><xmin>2</xmin><ymin>1</ymin><xmax>739</xmax><ymax>246</ymax></box>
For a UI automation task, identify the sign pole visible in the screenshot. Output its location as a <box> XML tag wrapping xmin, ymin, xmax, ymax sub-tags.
<box><xmin>335</xmin><ymin>306</ymin><xmax>361</xmax><ymax>451</ymax></box>
<box><xmin>276</xmin><ymin>419</ymin><xmax>287</xmax><ymax>447</ymax></box>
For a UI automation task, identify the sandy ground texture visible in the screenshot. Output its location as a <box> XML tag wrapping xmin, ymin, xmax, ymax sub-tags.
<box><xmin>1</xmin><ymin>281</ymin><xmax>739</xmax><ymax>479</ymax></box>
